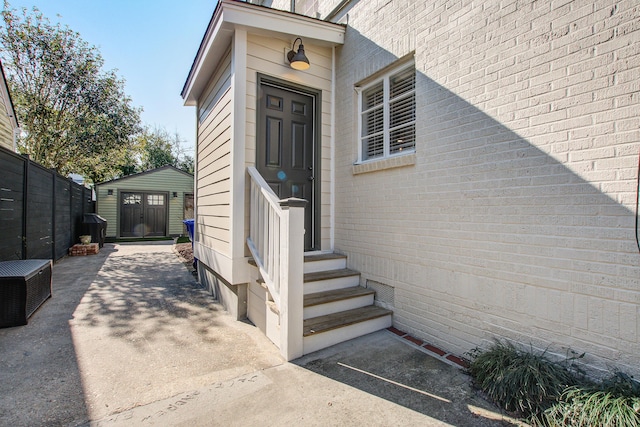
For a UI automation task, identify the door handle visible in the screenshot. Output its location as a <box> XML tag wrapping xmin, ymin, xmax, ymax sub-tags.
<box><xmin>308</xmin><ymin>176</ymin><xmax>314</xmax><ymax>181</ymax></box>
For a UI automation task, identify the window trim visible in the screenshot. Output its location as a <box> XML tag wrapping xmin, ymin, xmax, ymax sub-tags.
<box><xmin>356</xmin><ymin>62</ymin><xmax>416</xmax><ymax>164</ymax></box>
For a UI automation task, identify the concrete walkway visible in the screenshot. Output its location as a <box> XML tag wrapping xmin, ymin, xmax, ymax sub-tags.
<box><xmin>0</xmin><ymin>243</ymin><xmax>521</xmax><ymax>426</ymax></box>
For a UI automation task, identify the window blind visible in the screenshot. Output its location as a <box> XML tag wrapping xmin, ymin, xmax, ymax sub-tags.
<box><xmin>359</xmin><ymin>64</ymin><xmax>415</xmax><ymax>161</ymax></box>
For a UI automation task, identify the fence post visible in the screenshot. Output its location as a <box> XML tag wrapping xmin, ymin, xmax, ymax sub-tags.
<box><xmin>69</xmin><ymin>179</ymin><xmax>73</xmax><ymax>248</ymax></box>
<box><xmin>51</xmin><ymin>170</ymin><xmax>56</xmax><ymax>260</ymax></box>
<box><xmin>21</xmin><ymin>154</ymin><xmax>29</xmax><ymax>260</ymax></box>
<box><xmin>278</xmin><ymin>197</ymin><xmax>306</xmax><ymax>361</ymax></box>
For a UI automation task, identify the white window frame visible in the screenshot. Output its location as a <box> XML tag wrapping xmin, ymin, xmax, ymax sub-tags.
<box><xmin>357</xmin><ymin>62</ymin><xmax>416</xmax><ymax>163</ymax></box>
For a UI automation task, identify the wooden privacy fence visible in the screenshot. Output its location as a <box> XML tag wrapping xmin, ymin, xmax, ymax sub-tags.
<box><xmin>0</xmin><ymin>146</ymin><xmax>94</xmax><ymax>261</ymax></box>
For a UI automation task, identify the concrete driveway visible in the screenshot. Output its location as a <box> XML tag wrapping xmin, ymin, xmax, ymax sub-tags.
<box><xmin>0</xmin><ymin>242</ymin><xmax>521</xmax><ymax>426</ymax></box>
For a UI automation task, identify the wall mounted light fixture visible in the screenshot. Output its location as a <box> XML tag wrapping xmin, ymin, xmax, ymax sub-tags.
<box><xmin>287</xmin><ymin>37</ymin><xmax>310</xmax><ymax>70</ymax></box>
<box><xmin>107</xmin><ymin>189</ymin><xmax>114</xmax><ymax>196</ymax></box>
<box><xmin>172</xmin><ymin>192</ymin><xmax>178</xmax><ymax>198</ymax></box>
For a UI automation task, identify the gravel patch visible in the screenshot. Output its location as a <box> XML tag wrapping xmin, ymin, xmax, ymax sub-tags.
<box><xmin>174</xmin><ymin>242</ymin><xmax>194</xmax><ymax>268</ymax></box>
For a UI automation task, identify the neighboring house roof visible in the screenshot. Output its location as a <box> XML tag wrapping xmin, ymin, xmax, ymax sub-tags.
<box><xmin>95</xmin><ymin>165</ymin><xmax>193</xmax><ymax>186</ymax></box>
<box><xmin>181</xmin><ymin>0</ymin><xmax>344</xmax><ymax>105</ymax></box>
<box><xmin>0</xmin><ymin>62</ymin><xmax>18</xmax><ymax>129</ymax></box>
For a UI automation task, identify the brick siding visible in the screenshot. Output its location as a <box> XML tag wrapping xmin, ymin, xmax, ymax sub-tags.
<box><xmin>329</xmin><ymin>0</ymin><xmax>639</xmax><ymax>376</ymax></box>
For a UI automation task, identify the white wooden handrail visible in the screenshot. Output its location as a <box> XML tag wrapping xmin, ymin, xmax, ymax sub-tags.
<box><xmin>247</xmin><ymin>166</ymin><xmax>282</xmax><ymax>307</ymax></box>
<box><xmin>247</xmin><ymin>166</ymin><xmax>306</xmax><ymax>360</ymax></box>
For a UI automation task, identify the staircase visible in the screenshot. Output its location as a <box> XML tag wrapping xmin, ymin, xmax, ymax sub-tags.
<box><xmin>300</xmin><ymin>252</ymin><xmax>392</xmax><ymax>355</ymax></box>
<box><xmin>247</xmin><ymin>168</ymin><xmax>391</xmax><ymax>358</ymax></box>
<box><xmin>248</xmin><ymin>252</ymin><xmax>392</xmax><ymax>356</ymax></box>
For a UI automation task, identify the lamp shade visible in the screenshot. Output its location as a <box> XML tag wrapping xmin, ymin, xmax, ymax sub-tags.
<box><xmin>287</xmin><ymin>39</ymin><xmax>310</xmax><ymax>70</ymax></box>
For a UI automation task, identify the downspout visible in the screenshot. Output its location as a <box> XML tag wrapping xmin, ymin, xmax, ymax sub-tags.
<box><xmin>330</xmin><ymin>45</ymin><xmax>336</xmax><ymax>251</ymax></box>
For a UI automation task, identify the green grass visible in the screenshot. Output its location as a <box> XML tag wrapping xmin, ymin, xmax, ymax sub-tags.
<box><xmin>467</xmin><ymin>340</ymin><xmax>578</xmax><ymax>421</ymax></box>
<box><xmin>175</xmin><ymin>236</ymin><xmax>191</xmax><ymax>244</ymax></box>
<box><xmin>544</xmin><ymin>372</ymin><xmax>640</xmax><ymax>427</ymax></box>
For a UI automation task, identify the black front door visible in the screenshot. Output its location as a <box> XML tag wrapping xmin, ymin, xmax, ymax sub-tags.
<box><xmin>120</xmin><ymin>192</ymin><xmax>167</xmax><ymax>237</ymax></box>
<box><xmin>257</xmin><ymin>80</ymin><xmax>317</xmax><ymax>251</ymax></box>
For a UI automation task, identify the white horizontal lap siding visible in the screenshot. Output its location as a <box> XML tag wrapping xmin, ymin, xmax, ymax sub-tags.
<box><xmin>267</xmin><ymin>0</ymin><xmax>343</xmax><ymax>18</ymax></box>
<box><xmin>246</xmin><ymin>34</ymin><xmax>334</xmax><ymax>250</ymax></box>
<box><xmin>334</xmin><ymin>0</ymin><xmax>640</xmax><ymax>377</ymax></box>
<box><xmin>197</xmin><ymin>55</ymin><xmax>233</xmax><ymax>256</ymax></box>
<box><xmin>0</xmin><ymin>98</ymin><xmax>12</xmax><ymax>150</ymax></box>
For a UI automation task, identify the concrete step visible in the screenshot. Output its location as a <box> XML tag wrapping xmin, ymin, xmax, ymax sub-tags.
<box><xmin>304</xmin><ymin>286</ymin><xmax>375</xmax><ymax>320</ymax></box>
<box><xmin>303</xmin><ymin>306</ymin><xmax>392</xmax><ymax>355</ymax></box>
<box><xmin>304</xmin><ymin>268</ymin><xmax>360</xmax><ymax>294</ymax></box>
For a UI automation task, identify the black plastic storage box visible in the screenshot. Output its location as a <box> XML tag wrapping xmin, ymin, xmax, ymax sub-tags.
<box><xmin>0</xmin><ymin>259</ymin><xmax>52</xmax><ymax>328</ymax></box>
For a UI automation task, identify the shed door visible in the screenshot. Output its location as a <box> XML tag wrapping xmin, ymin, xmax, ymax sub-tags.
<box><xmin>120</xmin><ymin>192</ymin><xmax>167</xmax><ymax>237</ymax></box>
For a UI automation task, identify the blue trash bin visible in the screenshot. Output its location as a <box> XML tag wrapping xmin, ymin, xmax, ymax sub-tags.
<box><xmin>182</xmin><ymin>219</ymin><xmax>197</xmax><ymax>270</ymax></box>
<box><xmin>183</xmin><ymin>219</ymin><xmax>195</xmax><ymax>242</ymax></box>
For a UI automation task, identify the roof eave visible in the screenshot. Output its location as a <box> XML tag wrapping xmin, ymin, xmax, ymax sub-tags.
<box><xmin>181</xmin><ymin>0</ymin><xmax>345</xmax><ymax>106</ymax></box>
<box><xmin>95</xmin><ymin>165</ymin><xmax>193</xmax><ymax>186</ymax></box>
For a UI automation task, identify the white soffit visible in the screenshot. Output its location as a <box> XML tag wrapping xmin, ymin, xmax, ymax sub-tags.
<box><xmin>181</xmin><ymin>0</ymin><xmax>345</xmax><ymax>106</ymax></box>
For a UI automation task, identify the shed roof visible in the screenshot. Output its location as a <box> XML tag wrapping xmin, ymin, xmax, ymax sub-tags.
<box><xmin>95</xmin><ymin>165</ymin><xmax>193</xmax><ymax>186</ymax></box>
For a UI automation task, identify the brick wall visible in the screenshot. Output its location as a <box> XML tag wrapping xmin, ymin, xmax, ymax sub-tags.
<box><xmin>333</xmin><ymin>0</ymin><xmax>640</xmax><ymax>376</ymax></box>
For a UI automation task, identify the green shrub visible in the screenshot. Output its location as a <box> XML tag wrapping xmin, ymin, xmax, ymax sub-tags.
<box><xmin>467</xmin><ymin>340</ymin><xmax>578</xmax><ymax>421</ymax></box>
<box><xmin>544</xmin><ymin>372</ymin><xmax>640</xmax><ymax>427</ymax></box>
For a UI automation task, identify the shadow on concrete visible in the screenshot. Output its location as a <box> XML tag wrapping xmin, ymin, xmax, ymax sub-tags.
<box><xmin>0</xmin><ymin>242</ymin><xmax>224</xmax><ymax>425</ymax></box>
<box><xmin>296</xmin><ymin>332</ymin><xmax>521</xmax><ymax>426</ymax></box>
<box><xmin>73</xmin><ymin>248</ymin><xmax>222</xmax><ymax>348</ymax></box>
<box><xmin>0</xmin><ymin>245</ymin><xmax>115</xmax><ymax>426</ymax></box>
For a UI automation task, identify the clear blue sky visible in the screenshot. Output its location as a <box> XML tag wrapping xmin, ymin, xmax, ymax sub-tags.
<box><xmin>5</xmin><ymin>0</ymin><xmax>219</xmax><ymax>155</ymax></box>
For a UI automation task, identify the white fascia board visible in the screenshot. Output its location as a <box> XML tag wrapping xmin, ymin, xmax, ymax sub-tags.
<box><xmin>222</xmin><ymin>1</ymin><xmax>345</xmax><ymax>46</ymax></box>
<box><xmin>182</xmin><ymin>13</ymin><xmax>233</xmax><ymax>106</ymax></box>
<box><xmin>182</xmin><ymin>0</ymin><xmax>344</xmax><ymax>106</ymax></box>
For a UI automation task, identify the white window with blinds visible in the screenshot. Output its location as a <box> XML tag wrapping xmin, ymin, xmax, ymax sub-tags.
<box><xmin>358</xmin><ymin>63</ymin><xmax>416</xmax><ymax>162</ymax></box>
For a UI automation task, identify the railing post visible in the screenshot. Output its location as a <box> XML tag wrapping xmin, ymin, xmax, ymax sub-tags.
<box><xmin>279</xmin><ymin>197</ymin><xmax>306</xmax><ymax>360</ymax></box>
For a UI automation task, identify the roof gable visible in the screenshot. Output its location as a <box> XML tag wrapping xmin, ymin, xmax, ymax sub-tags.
<box><xmin>181</xmin><ymin>0</ymin><xmax>344</xmax><ymax>105</ymax></box>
